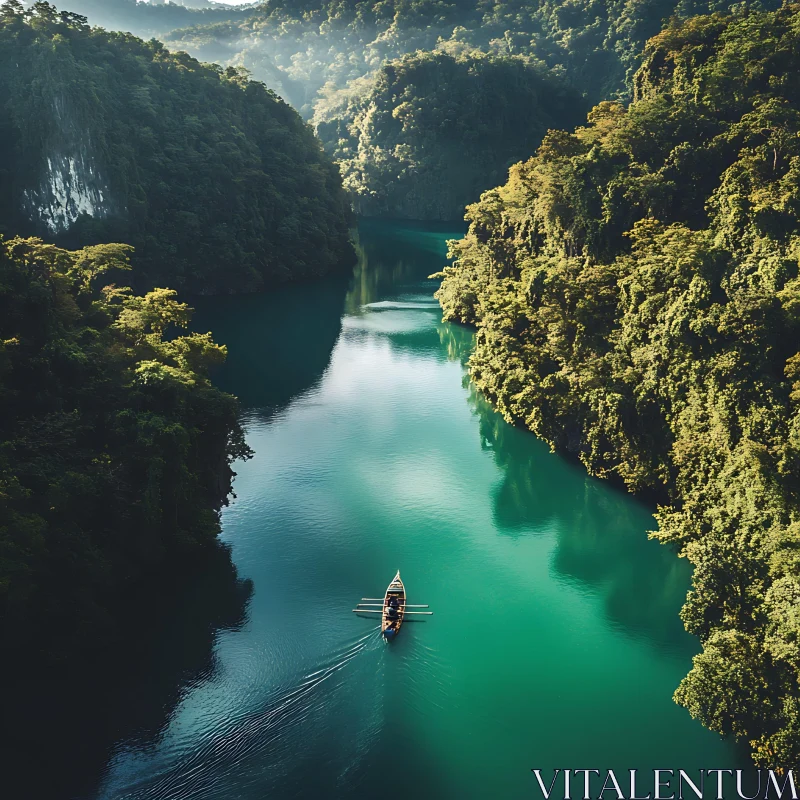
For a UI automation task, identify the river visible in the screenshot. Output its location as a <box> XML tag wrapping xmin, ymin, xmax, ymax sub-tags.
<box><xmin>87</xmin><ymin>219</ymin><xmax>736</xmax><ymax>799</ymax></box>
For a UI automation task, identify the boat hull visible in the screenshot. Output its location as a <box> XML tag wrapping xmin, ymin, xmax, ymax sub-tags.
<box><xmin>381</xmin><ymin>571</ymin><xmax>406</xmax><ymax>640</ymax></box>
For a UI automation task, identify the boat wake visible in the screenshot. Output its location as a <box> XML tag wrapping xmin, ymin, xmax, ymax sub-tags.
<box><xmin>362</xmin><ymin>300</ymin><xmax>439</xmax><ymax>311</ymax></box>
<box><xmin>99</xmin><ymin>629</ymin><xmax>380</xmax><ymax>800</ymax></box>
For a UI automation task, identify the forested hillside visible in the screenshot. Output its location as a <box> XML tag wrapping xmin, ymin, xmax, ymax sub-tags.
<box><xmin>0</xmin><ymin>233</ymin><xmax>251</xmax><ymax>665</ymax></box>
<box><xmin>313</xmin><ymin>51</ymin><xmax>587</xmax><ymax>220</ymax></box>
<box><xmin>53</xmin><ymin>0</ymin><xmax>780</xmax><ymax>222</ymax></box>
<box><xmin>0</xmin><ymin>3</ymin><xmax>353</xmax><ymax>293</ymax></box>
<box><xmin>160</xmin><ymin>0</ymin><xmax>771</xmax><ymax>114</ymax></box>
<box><xmin>435</xmin><ymin>5</ymin><xmax>800</xmax><ymax>766</ymax></box>
<box><xmin>130</xmin><ymin>0</ymin><xmax>779</xmax><ymax>219</ymax></box>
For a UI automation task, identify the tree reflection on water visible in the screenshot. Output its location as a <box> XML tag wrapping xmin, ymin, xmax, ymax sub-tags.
<box><xmin>4</xmin><ymin>543</ymin><xmax>253</xmax><ymax>800</ymax></box>
<box><xmin>466</xmin><ymin>383</ymin><xmax>695</xmax><ymax>657</ymax></box>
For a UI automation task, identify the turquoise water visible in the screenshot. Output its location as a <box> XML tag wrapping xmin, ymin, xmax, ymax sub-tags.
<box><xmin>91</xmin><ymin>220</ymin><xmax>737</xmax><ymax>799</ymax></box>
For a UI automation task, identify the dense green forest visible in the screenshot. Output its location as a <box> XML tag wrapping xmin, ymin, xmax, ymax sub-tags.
<box><xmin>57</xmin><ymin>0</ymin><xmax>779</xmax><ymax>219</ymax></box>
<box><xmin>0</xmin><ymin>232</ymin><xmax>251</xmax><ymax>663</ymax></box>
<box><xmin>313</xmin><ymin>51</ymin><xmax>587</xmax><ymax>219</ymax></box>
<box><xmin>0</xmin><ymin>2</ymin><xmax>353</xmax><ymax>293</ymax></box>
<box><xmin>435</xmin><ymin>4</ymin><xmax>800</xmax><ymax>766</ymax></box>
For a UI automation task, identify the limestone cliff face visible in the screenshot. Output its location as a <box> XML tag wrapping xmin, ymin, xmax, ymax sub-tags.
<box><xmin>22</xmin><ymin>150</ymin><xmax>114</xmax><ymax>234</ymax></box>
<box><xmin>20</xmin><ymin>94</ymin><xmax>117</xmax><ymax>235</ymax></box>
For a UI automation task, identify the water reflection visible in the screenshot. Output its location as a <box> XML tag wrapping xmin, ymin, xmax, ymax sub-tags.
<box><xmin>437</xmin><ymin>321</ymin><xmax>475</xmax><ymax>365</ymax></box>
<box><xmin>346</xmin><ymin>219</ymin><xmax>466</xmax><ymax>312</ymax></box>
<box><xmin>345</xmin><ymin>222</ymin><xmax>468</xmax><ymax>361</ymax></box>
<box><xmin>190</xmin><ymin>220</ymin><xmax>465</xmax><ymax>420</ymax></box>
<box><xmin>468</xmin><ymin>385</ymin><xmax>694</xmax><ymax>656</ymax></box>
<box><xmin>3</xmin><ymin>544</ymin><xmax>252</xmax><ymax>800</ymax></box>
<box><xmin>65</xmin><ymin>220</ymin><xmax>735</xmax><ymax>799</ymax></box>
<box><xmin>191</xmin><ymin>274</ymin><xmax>350</xmax><ymax>416</ymax></box>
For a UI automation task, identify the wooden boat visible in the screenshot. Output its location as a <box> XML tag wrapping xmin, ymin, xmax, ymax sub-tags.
<box><xmin>381</xmin><ymin>571</ymin><xmax>406</xmax><ymax>640</ymax></box>
<box><xmin>352</xmin><ymin>573</ymin><xmax>430</xmax><ymax>631</ymax></box>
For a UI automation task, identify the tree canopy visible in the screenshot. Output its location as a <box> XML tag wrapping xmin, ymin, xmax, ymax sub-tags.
<box><xmin>25</xmin><ymin>0</ymin><xmax>249</xmax><ymax>39</ymax></box>
<box><xmin>48</xmin><ymin>0</ymin><xmax>781</xmax><ymax>223</ymax></box>
<box><xmin>0</xmin><ymin>232</ymin><xmax>251</xmax><ymax>663</ymax></box>
<box><xmin>313</xmin><ymin>50</ymin><xmax>588</xmax><ymax>220</ymax></box>
<box><xmin>435</xmin><ymin>4</ymin><xmax>800</xmax><ymax>767</ymax></box>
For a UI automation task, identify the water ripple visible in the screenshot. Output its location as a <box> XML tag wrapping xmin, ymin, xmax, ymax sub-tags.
<box><xmin>100</xmin><ymin>631</ymin><xmax>379</xmax><ymax>800</ymax></box>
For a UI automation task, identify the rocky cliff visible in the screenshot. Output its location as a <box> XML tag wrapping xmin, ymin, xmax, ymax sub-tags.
<box><xmin>20</xmin><ymin>92</ymin><xmax>116</xmax><ymax>234</ymax></box>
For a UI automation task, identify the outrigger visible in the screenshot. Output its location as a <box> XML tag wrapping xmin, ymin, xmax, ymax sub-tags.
<box><xmin>352</xmin><ymin>571</ymin><xmax>433</xmax><ymax>640</ymax></box>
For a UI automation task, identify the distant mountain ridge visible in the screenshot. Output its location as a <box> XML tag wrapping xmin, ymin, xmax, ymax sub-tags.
<box><xmin>23</xmin><ymin>0</ymin><xmax>253</xmax><ymax>36</ymax></box>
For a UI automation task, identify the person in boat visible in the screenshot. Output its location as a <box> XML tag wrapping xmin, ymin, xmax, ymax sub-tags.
<box><xmin>387</xmin><ymin>601</ymin><xmax>399</xmax><ymax>620</ymax></box>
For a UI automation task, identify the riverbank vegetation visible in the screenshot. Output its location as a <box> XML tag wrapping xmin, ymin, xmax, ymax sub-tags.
<box><xmin>435</xmin><ymin>4</ymin><xmax>800</xmax><ymax>766</ymax></box>
<box><xmin>0</xmin><ymin>3</ymin><xmax>353</xmax><ymax>293</ymax></box>
<box><xmin>0</xmin><ymin>233</ymin><xmax>251</xmax><ymax>665</ymax></box>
